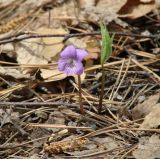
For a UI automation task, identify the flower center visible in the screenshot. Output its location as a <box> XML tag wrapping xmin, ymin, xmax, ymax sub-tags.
<box><xmin>67</xmin><ymin>58</ymin><xmax>75</xmax><ymax>68</ymax></box>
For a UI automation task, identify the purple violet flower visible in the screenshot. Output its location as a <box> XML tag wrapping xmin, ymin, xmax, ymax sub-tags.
<box><xmin>58</xmin><ymin>45</ymin><xmax>88</xmax><ymax>75</ymax></box>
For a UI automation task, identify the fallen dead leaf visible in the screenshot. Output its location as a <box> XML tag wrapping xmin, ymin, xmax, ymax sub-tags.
<box><xmin>140</xmin><ymin>104</ymin><xmax>160</xmax><ymax>129</ymax></box>
<box><xmin>68</xmin><ymin>37</ymin><xmax>87</xmax><ymax>49</ymax></box>
<box><xmin>15</xmin><ymin>27</ymin><xmax>68</xmax><ymax>79</ymax></box>
<box><xmin>34</xmin><ymin>0</ymin><xmax>79</xmax><ymax>28</ymax></box>
<box><xmin>40</xmin><ymin>68</ymin><xmax>67</xmax><ymax>81</ymax></box>
<box><xmin>37</xmin><ymin>27</ymin><xmax>68</xmax><ymax>61</ymax></box>
<box><xmin>132</xmin><ymin>93</ymin><xmax>160</xmax><ymax>119</ymax></box>
<box><xmin>0</xmin><ymin>67</ymin><xmax>30</xmax><ymax>79</ymax></box>
<box><xmin>133</xmin><ymin>134</ymin><xmax>160</xmax><ymax>159</ymax></box>
<box><xmin>79</xmin><ymin>0</ymin><xmax>96</xmax><ymax>8</ymax></box>
<box><xmin>0</xmin><ymin>109</ymin><xmax>20</xmax><ymax>126</ymax></box>
<box><xmin>86</xmin><ymin>47</ymin><xmax>100</xmax><ymax>60</ymax></box>
<box><xmin>15</xmin><ymin>38</ymin><xmax>48</xmax><ymax>74</ymax></box>
<box><xmin>81</xmin><ymin>0</ymin><xmax>127</xmax><ymax>24</ymax></box>
<box><xmin>118</xmin><ymin>0</ymin><xmax>156</xmax><ymax>19</ymax></box>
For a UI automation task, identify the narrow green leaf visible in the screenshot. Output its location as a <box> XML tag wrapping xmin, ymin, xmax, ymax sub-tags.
<box><xmin>100</xmin><ymin>23</ymin><xmax>114</xmax><ymax>64</ymax></box>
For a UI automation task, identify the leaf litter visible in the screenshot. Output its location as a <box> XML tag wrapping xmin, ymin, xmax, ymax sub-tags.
<box><xmin>0</xmin><ymin>0</ymin><xmax>159</xmax><ymax>158</ymax></box>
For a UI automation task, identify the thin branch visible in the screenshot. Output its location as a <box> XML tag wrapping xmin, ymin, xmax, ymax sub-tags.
<box><xmin>0</xmin><ymin>101</ymin><xmax>88</xmax><ymax>109</ymax></box>
<box><xmin>0</xmin><ymin>31</ymin><xmax>159</xmax><ymax>45</ymax></box>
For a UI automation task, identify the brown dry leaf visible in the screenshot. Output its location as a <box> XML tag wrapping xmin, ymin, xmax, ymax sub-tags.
<box><xmin>15</xmin><ymin>38</ymin><xmax>48</xmax><ymax>74</ymax></box>
<box><xmin>16</xmin><ymin>0</ymin><xmax>57</xmax><ymax>14</ymax></box>
<box><xmin>81</xmin><ymin>0</ymin><xmax>128</xmax><ymax>24</ymax></box>
<box><xmin>68</xmin><ymin>37</ymin><xmax>99</xmax><ymax>60</ymax></box>
<box><xmin>35</xmin><ymin>0</ymin><xmax>79</xmax><ymax>28</ymax></box>
<box><xmin>118</xmin><ymin>0</ymin><xmax>156</xmax><ymax>19</ymax></box>
<box><xmin>86</xmin><ymin>47</ymin><xmax>99</xmax><ymax>60</ymax></box>
<box><xmin>40</xmin><ymin>68</ymin><xmax>67</xmax><ymax>81</ymax></box>
<box><xmin>0</xmin><ymin>0</ymin><xmax>15</xmax><ymax>6</ymax></box>
<box><xmin>133</xmin><ymin>135</ymin><xmax>160</xmax><ymax>159</ymax></box>
<box><xmin>15</xmin><ymin>27</ymin><xmax>68</xmax><ymax>78</ymax></box>
<box><xmin>132</xmin><ymin>93</ymin><xmax>160</xmax><ymax>119</ymax></box>
<box><xmin>156</xmin><ymin>0</ymin><xmax>160</xmax><ymax>6</ymax></box>
<box><xmin>79</xmin><ymin>0</ymin><xmax>96</xmax><ymax>8</ymax></box>
<box><xmin>140</xmin><ymin>104</ymin><xmax>160</xmax><ymax>129</ymax></box>
<box><xmin>35</xmin><ymin>27</ymin><xmax>69</xmax><ymax>81</ymax></box>
<box><xmin>37</xmin><ymin>27</ymin><xmax>68</xmax><ymax>61</ymax></box>
<box><xmin>68</xmin><ymin>37</ymin><xmax>87</xmax><ymax>49</ymax></box>
<box><xmin>0</xmin><ymin>109</ymin><xmax>20</xmax><ymax>126</ymax></box>
<box><xmin>0</xmin><ymin>67</ymin><xmax>30</xmax><ymax>79</ymax></box>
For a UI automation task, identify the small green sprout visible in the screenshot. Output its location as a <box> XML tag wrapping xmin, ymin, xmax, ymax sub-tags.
<box><xmin>100</xmin><ymin>23</ymin><xmax>114</xmax><ymax>64</ymax></box>
<box><xmin>98</xmin><ymin>23</ymin><xmax>114</xmax><ymax>113</ymax></box>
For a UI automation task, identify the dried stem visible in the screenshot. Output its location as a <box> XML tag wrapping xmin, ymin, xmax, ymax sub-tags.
<box><xmin>98</xmin><ymin>63</ymin><xmax>105</xmax><ymax>113</ymax></box>
<box><xmin>78</xmin><ymin>75</ymin><xmax>84</xmax><ymax>114</ymax></box>
<box><xmin>0</xmin><ymin>31</ymin><xmax>159</xmax><ymax>45</ymax></box>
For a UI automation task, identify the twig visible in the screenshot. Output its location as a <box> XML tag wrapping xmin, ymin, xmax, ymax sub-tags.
<box><xmin>30</xmin><ymin>123</ymin><xmax>92</xmax><ymax>129</ymax></box>
<box><xmin>78</xmin><ymin>75</ymin><xmax>84</xmax><ymax>114</ymax></box>
<box><xmin>0</xmin><ymin>31</ymin><xmax>159</xmax><ymax>45</ymax></box>
<box><xmin>0</xmin><ymin>101</ymin><xmax>88</xmax><ymax>109</ymax></box>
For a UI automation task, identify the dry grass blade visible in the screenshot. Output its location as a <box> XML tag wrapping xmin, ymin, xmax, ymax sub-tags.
<box><xmin>29</xmin><ymin>123</ymin><xmax>92</xmax><ymax>130</ymax></box>
<box><xmin>131</xmin><ymin>58</ymin><xmax>160</xmax><ymax>82</ymax></box>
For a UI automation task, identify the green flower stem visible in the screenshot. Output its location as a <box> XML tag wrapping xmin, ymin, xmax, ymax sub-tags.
<box><xmin>78</xmin><ymin>75</ymin><xmax>84</xmax><ymax>114</ymax></box>
<box><xmin>98</xmin><ymin>63</ymin><xmax>105</xmax><ymax>113</ymax></box>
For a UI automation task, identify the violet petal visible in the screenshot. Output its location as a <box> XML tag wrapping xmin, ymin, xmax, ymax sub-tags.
<box><xmin>76</xmin><ymin>49</ymin><xmax>88</xmax><ymax>61</ymax></box>
<box><xmin>64</xmin><ymin>61</ymin><xmax>83</xmax><ymax>75</ymax></box>
<box><xmin>60</xmin><ymin>45</ymin><xmax>76</xmax><ymax>59</ymax></box>
<box><xmin>58</xmin><ymin>58</ymin><xmax>66</xmax><ymax>71</ymax></box>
